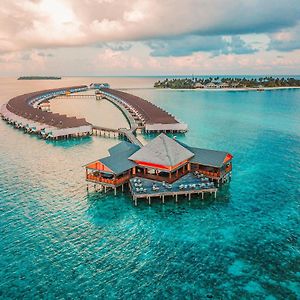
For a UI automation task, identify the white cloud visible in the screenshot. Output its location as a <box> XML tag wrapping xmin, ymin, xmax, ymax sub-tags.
<box><xmin>1</xmin><ymin>0</ymin><xmax>300</xmax><ymax>75</ymax></box>
<box><xmin>1</xmin><ymin>0</ymin><xmax>300</xmax><ymax>53</ymax></box>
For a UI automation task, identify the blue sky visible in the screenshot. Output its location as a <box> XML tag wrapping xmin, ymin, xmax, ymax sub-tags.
<box><xmin>0</xmin><ymin>0</ymin><xmax>300</xmax><ymax>76</ymax></box>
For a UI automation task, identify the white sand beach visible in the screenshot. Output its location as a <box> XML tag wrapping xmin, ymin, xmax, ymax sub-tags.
<box><xmin>156</xmin><ymin>86</ymin><xmax>300</xmax><ymax>92</ymax></box>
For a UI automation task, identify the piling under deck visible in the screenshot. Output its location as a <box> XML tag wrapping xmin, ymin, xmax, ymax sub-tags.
<box><xmin>86</xmin><ymin>172</ymin><xmax>218</xmax><ymax>206</ymax></box>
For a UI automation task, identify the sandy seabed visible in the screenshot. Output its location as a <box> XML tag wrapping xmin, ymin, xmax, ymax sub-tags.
<box><xmin>50</xmin><ymin>90</ymin><xmax>129</xmax><ymax>129</ymax></box>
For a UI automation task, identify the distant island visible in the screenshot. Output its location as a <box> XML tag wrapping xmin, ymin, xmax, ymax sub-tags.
<box><xmin>154</xmin><ymin>77</ymin><xmax>300</xmax><ymax>90</ymax></box>
<box><xmin>18</xmin><ymin>76</ymin><xmax>61</xmax><ymax>80</ymax></box>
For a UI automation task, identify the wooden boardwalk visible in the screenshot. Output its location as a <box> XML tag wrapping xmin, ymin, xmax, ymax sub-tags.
<box><xmin>92</xmin><ymin>126</ymin><xmax>143</xmax><ymax>147</ymax></box>
<box><xmin>55</xmin><ymin>94</ymin><xmax>96</xmax><ymax>98</ymax></box>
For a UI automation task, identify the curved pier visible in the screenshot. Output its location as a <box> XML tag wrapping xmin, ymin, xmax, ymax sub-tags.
<box><xmin>1</xmin><ymin>85</ymin><xmax>186</xmax><ymax>145</ymax></box>
<box><xmin>99</xmin><ymin>88</ymin><xmax>188</xmax><ymax>133</ymax></box>
<box><xmin>1</xmin><ymin>86</ymin><xmax>92</xmax><ymax>139</ymax></box>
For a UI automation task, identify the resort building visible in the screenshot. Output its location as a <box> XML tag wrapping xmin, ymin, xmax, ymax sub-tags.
<box><xmin>231</xmin><ymin>82</ymin><xmax>240</xmax><ymax>88</ymax></box>
<box><xmin>205</xmin><ymin>82</ymin><xmax>218</xmax><ymax>89</ymax></box>
<box><xmin>89</xmin><ymin>83</ymin><xmax>110</xmax><ymax>89</ymax></box>
<box><xmin>85</xmin><ymin>134</ymin><xmax>233</xmax><ymax>204</ymax></box>
<box><xmin>219</xmin><ymin>82</ymin><xmax>230</xmax><ymax>88</ymax></box>
<box><xmin>194</xmin><ymin>83</ymin><xmax>205</xmax><ymax>89</ymax></box>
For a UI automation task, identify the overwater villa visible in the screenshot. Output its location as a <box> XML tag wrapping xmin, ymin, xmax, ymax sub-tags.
<box><xmin>0</xmin><ymin>86</ymin><xmax>92</xmax><ymax>139</ymax></box>
<box><xmin>85</xmin><ymin>134</ymin><xmax>233</xmax><ymax>205</ymax></box>
<box><xmin>1</xmin><ymin>84</ymin><xmax>187</xmax><ymax>141</ymax></box>
<box><xmin>90</xmin><ymin>83</ymin><xmax>110</xmax><ymax>89</ymax></box>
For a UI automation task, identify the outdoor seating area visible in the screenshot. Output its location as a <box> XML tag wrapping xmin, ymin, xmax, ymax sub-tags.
<box><xmin>130</xmin><ymin>172</ymin><xmax>216</xmax><ymax>197</ymax></box>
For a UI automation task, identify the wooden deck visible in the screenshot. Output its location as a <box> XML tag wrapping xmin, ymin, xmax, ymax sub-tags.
<box><xmin>92</xmin><ymin>126</ymin><xmax>143</xmax><ymax>147</ymax></box>
<box><xmin>85</xmin><ymin>171</ymin><xmax>218</xmax><ymax>206</ymax></box>
<box><xmin>55</xmin><ymin>94</ymin><xmax>96</xmax><ymax>98</ymax></box>
<box><xmin>86</xmin><ymin>173</ymin><xmax>130</xmax><ymax>187</ymax></box>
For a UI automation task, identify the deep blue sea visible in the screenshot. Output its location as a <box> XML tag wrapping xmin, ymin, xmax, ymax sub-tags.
<box><xmin>0</xmin><ymin>78</ymin><xmax>299</xmax><ymax>299</ymax></box>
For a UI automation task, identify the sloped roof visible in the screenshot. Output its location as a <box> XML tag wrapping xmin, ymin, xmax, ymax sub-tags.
<box><xmin>176</xmin><ymin>140</ymin><xmax>231</xmax><ymax>168</ymax></box>
<box><xmin>99</xmin><ymin>141</ymin><xmax>140</xmax><ymax>175</ymax></box>
<box><xmin>108</xmin><ymin>141</ymin><xmax>140</xmax><ymax>156</ymax></box>
<box><xmin>128</xmin><ymin>133</ymin><xmax>194</xmax><ymax>167</ymax></box>
<box><xmin>188</xmin><ymin>147</ymin><xmax>229</xmax><ymax>168</ymax></box>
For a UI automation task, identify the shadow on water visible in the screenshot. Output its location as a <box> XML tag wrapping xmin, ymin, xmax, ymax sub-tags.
<box><xmin>84</xmin><ymin>183</ymin><xmax>232</xmax><ymax>226</ymax></box>
<box><xmin>45</xmin><ymin>136</ymin><xmax>93</xmax><ymax>148</ymax></box>
<box><xmin>142</xmin><ymin>131</ymin><xmax>186</xmax><ymax>142</ymax></box>
<box><xmin>2</xmin><ymin>123</ymin><xmax>94</xmax><ymax>148</ymax></box>
<box><xmin>85</xmin><ymin>190</ymin><xmax>134</xmax><ymax>226</ymax></box>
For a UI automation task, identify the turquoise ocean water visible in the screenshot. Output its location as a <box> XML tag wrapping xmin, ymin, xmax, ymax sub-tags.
<box><xmin>0</xmin><ymin>78</ymin><xmax>299</xmax><ymax>299</ymax></box>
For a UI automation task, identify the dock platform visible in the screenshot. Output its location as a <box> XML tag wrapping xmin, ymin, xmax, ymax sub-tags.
<box><xmin>129</xmin><ymin>173</ymin><xmax>217</xmax><ymax>206</ymax></box>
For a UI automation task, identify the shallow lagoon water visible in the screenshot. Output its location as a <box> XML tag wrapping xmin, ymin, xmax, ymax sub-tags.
<box><xmin>0</xmin><ymin>78</ymin><xmax>299</xmax><ymax>299</ymax></box>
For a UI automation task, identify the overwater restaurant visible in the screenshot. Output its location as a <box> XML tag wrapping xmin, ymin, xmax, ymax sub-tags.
<box><xmin>85</xmin><ymin>134</ymin><xmax>233</xmax><ymax>198</ymax></box>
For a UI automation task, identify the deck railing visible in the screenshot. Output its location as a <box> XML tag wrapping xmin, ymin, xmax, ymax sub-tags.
<box><xmin>199</xmin><ymin>170</ymin><xmax>221</xmax><ymax>179</ymax></box>
<box><xmin>198</xmin><ymin>165</ymin><xmax>232</xmax><ymax>179</ymax></box>
<box><xmin>225</xmin><ymin>165</ymin><xmax>232</xmax><ymax>173</ymax></box>
<box><xmin>86</xmin><ymin>165</ymin><xmax>232</xmax><ymax>186</ymax></box>
<box><xmin>136</xmin><ymin>169</ymin><xmax>189</xmax><ymax>184</ymax></box>
<box><xmin>86</xmin><ymin>174</ymin><xmax>131</xmax><ymax>185</ymax></box>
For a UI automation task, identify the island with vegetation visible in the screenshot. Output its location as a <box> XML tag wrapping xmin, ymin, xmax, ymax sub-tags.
<box><xmin>18</xmin><ymin>76</ymin><xmax>61</xmax><ymax>80</ymax></box>
<box><xmin>154</xmin><ymin>77</ymin><xmax>300</xmax><ymax>90</ymax></box>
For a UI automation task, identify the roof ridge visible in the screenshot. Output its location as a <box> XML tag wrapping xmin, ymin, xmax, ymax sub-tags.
<box><xmin>161</xmin><ymin>134</ymin><xmax>173</xmax><ymax>165</ymax></box>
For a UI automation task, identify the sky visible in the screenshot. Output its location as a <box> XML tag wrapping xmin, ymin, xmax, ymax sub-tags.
<box><xmin>1</xmin><ymin>0</ymin><xmax>300</xmax><ymax>76</ymax></box>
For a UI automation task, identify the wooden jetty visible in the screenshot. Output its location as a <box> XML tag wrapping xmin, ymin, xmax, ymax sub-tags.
<box><xmin>92</xmin><ymin>126</ymin><xmax>142</xmax><ymax>147</ymax></box>
<box><xmin>55</xmin><ymin>94</ymin><xmax>96</xmax><ymax>99</ymax></box>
